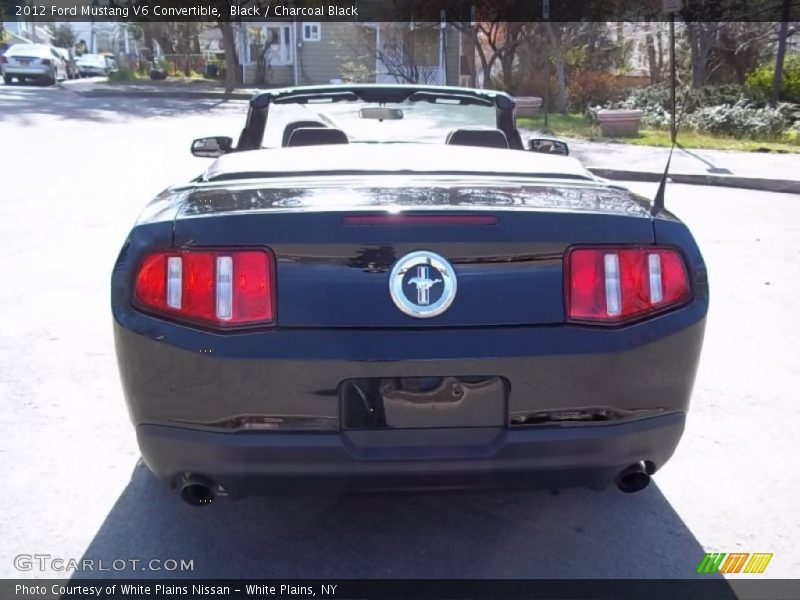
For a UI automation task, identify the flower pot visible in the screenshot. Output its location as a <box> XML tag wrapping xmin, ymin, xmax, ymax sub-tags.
<box><xmin>515</xmin><ymin>96</ymin><xmax>544</xmax><ymax>118</ymax></box>
<box><xmin>596</xmin><ymin>109</ymin><xmax>644</xmax><ymax>137</ymax></box>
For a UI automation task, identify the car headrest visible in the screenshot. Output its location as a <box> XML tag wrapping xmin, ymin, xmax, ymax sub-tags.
<box><xmin>446</xmin><ymin>128</ymin><xmax>509</xmax><ymax>149</ymax></box>
<box><xmin>287</xmin><ymin>128</ymin><xmax>349</xmax><ymax>147</ymax></box>
<box><xmin>281</xmin><ymin>120</ymin><xmax>328</xmax><ymax>147</ymax></box>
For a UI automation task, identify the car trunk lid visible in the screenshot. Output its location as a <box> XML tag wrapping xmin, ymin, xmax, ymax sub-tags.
<box><xmin>171</xmin><ymin>178</ymin><xmax>654</xmax><ymax>328</ymax></box>
<box><xmin>7</xmin><ymin>55</ymin><xmax>46</xmax><ymax>66</ymax></box>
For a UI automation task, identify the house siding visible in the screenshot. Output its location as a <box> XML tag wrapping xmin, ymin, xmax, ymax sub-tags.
<box><xmin>237</xmin><ymin>22</ymin><xmax>469</xmax><ymax>87</ymax></box>
<box><xmin>295</xmin><ymin>22</ymin><xmax>372</xmax><ymax>85</ymax></box>
<box><xmin>242</xmin><ymin>63</ymin><xmax>294</xmax><ymax>87</ymax></box>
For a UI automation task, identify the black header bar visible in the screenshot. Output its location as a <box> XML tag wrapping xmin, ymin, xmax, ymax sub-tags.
<box><xmin>2</xmin><ymin>0</ymin><xmax>799</xmax><ymax>23</ymax></box>
<box><xmin>4</xmin><ymin>579</ymin><xmax>800</xmax><ymax>600</ymax></box>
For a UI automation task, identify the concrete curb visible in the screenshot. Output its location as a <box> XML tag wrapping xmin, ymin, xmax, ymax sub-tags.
<box><xmin>588</xmin><ymin>167</ymin><xmax>800</xmax><ymax>195</ymax></box>
<box><xmin>76</xmin><ymin>89</ymin><xmax>253</xmax><ymax>101</ymax></box>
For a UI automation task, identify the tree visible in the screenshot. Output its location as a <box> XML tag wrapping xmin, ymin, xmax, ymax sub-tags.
<box><xmin>543</xmin><ymin>23</ymin><xmax>590</xmax><ymax>113</ymax></box>
<box><xmin>685</xmin><ymin>22</ymin><xmax>714</xmax><ymax>88</ymax></box>
<box><xmin>176</xmin><ymin>23</ymin><xmax>202</xmax><ymax>76</ymax></box>
<box><xmin>219</xmin><ymin>21</ymin><xmax>239</xmax><ymax>92</ymax></box>
<box><xmin>0</xmin><ymin>0</ymin><xmax>9</xmax><ymax>40</ymax></box>
<box><xmin>373</xmin><ymin>23</ymin><xmax>444</xmax><ymax>84</ymax></box>
<box><xmin>140</xmin><ymin>22</ymin><xmax>202</xmax><ymax>76</ymax></box>
<box><xmin>771</xmin><ymin>0</ymin><xmax>793</xmax><ymax>107</ymax></box>
<box><xmin>50</xmin><ymin>23</ymin><xmax>77</xmax><ymax>49</ymax></box>
<box><xmin>141</xmin><ymin>23</ymin><xmax>176</xmax><ymax>56</ymax></box>
<box><xmin>340</xmin><ymin>23</ymin><xmax>446</xmax><ymax>85</ymax></box>
<box><xmin>247</xmin><ymin>26</ymin><xmax>274</xmax><ymax>85</ymax></box>
<box><xmin>683</xmin><ymin>21</ymin><xmax>777</xmax><ymax>88</ymax></box>
<box><xmin>452</xmin><ymin>20</ymin><xmax>529</xmax><ymax>90</ymax></box>
<box><xmin>644</xmin><ymin>21</ymin><xmax>660</xmax><ymax>84</ymax></box>
<box><xmin>712</xmin><ymin>22</ymin><xmax>774</xmax><ymax>84</ymax></box>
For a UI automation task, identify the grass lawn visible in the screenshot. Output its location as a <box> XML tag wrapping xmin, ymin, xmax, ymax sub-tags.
<box><xmin>109</xmin><ymin>71</ymin><xmax>215</xmax><ymax>85</ymax></box>
<box><xmin>517</xmin><ymin>113</ymin><xmax>800</xmax><ymax>154</ymax></box>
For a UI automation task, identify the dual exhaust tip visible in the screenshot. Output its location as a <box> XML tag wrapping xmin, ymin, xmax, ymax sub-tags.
<box><xmin>178</xmin><ymin>475</ymin><xmax>217</xmax><ymax>506</ymax></box>
<box><xmin>614</xmin><ymin>461</ymin><xmax>653</xmax><ymax>494</ymax></box>
<box><xmin>176</xmin><ymin>463</ymin><xmax>653</xmax><ymax>504</ymax></box>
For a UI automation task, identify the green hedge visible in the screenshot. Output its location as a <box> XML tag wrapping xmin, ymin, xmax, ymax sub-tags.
<box><xmin>108</xmin><ymin>68</ymin><xmax>136</xmax><ymax>82</ymax></box>
<box><xmin>623</xmin><ymin>84</ymin><xmax>767</xmax><ymax>113</ymax></box>
<box><xmin>745</xmin><ymin>56</ymin><xmax>800</xmax><ymax>104</ymax></box>
<box><xmin>687</xmin><ymin>103</ymin><xmax>789</xmax><ymax>137</ymax></box>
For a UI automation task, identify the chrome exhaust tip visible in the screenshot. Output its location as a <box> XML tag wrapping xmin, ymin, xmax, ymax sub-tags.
<box><xmin>178</xmin><ymin>475</ymin><xmax>217</xmax><ymax>506</ymax></box>
<box><xmin>614</xmin><ymin>462</ymin><xmax>651</xmax><ymax>494</ymax></box>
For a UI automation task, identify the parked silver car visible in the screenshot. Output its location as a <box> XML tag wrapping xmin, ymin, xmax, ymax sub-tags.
<box><xmin>76</xmin><ymin>54</ymin><xmax>110</xmax><ymax>78</ymax></box>
<box><xmin>1</xmin><ymin>43</ymin><xmax>67</xmax><ymax>85</ymax></box>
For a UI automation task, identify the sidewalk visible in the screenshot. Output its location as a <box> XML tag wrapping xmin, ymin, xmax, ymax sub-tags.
<box><xmin>553</xmin><ymin>138</ymin><xmax>800</xmax><ymax>195</ymax></box>
<box><xmin>63</xmin><ymin>78</ymin><xmax>258</xmax><ymax>100</ymax></box>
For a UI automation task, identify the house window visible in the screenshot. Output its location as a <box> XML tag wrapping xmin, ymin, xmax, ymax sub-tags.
<box><xmin>303</xmin><ymin>23</ymin><xmax>321</xmax><ymax>42</ymax></box>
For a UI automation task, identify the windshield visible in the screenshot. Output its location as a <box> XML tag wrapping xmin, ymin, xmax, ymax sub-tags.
<box><xmin>263</xmin><ymin>100</ymin><xmax>497</xmax><ymax>147</ymax></box>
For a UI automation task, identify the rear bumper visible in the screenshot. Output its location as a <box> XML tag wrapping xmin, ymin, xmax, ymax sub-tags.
<box><xmin>138</xmin><ymin>412</ymin><xmax>686</xmax><ymax>496</ymax></box>
<box><xmin>115</xmin><ymin>309</ymin><xmax>706</xmax><ymax>422</ymax></box>
<box><xmin>2</xmin><ymin>65</ymin><xmax>52</xmax><ymax>77</ymax></box>
<box><xmin>115</xmin><ymin>293</ymin><xmax>706</xmax><ymax>494</ymax></box>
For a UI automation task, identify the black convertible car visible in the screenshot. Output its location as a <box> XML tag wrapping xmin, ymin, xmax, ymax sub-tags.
<box><xmin>112</xmin><ymin>84</ymin><xmax>708</xmax><ymax>506</ymax></box>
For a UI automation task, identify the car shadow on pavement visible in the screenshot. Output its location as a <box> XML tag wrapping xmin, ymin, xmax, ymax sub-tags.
<box><xmin>75</xmin><ymin>461</ymin><xmax>728</xmax><ymax>580</ymax></box>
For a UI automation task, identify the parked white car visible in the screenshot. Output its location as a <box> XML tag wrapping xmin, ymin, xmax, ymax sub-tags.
<box><xmin>76</xmin><ymin>54</ymin><xmax>110</xmax><ymax>78</ymax></box>
<box><xmin>1</xmin><ymin>43</ymin><xmax>67</xmax><ymax>85</ymax></box>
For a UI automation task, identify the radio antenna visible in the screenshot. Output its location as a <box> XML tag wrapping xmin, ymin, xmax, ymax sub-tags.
<box><xmin>652</xmin><ymin>4</ymin><xmax>680</xmax><ymax>216</ymax></box>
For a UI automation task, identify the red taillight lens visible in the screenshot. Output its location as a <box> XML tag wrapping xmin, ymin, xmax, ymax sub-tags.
<box><xmin>41</xmin><ymin>59</ymin><xmax>52</xmax><ymax>66</ymax></box>
<box><xmin>566</xmin><ymin>246</ymin><xmax>690</xmax><ymax>324</ymax></box>
<box><xmin>0</xmin><ymin>56</ymin><xmax>8</xmax><ymax>64</ymax></box>
<box><xmin>134</xmin><ymin>249</ymin><xmax>275</xmax><ymax>328</ymax></box>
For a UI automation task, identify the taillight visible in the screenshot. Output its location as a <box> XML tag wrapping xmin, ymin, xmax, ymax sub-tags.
<box><xmin>565</xmin><ymin>246</ymin><xmax>690</xmax><ymax>324</ymax></box>
<box><xmin>41</xmin><ymin>59</ymin><xmax>52</xmax><ymax>66</ymax></box>
<box><xmin>0</xmin><ymin>56</ymin><xmax>7</xmax><ymax>64</ymax></box>
<box><xmin>134</xmin><ymin>249</ymin><xmax>275</xmax><ymax>329</ymax></box>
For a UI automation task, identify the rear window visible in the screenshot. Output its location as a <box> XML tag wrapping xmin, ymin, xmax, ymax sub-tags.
<box><xmin>264</xmin><ymin>100</ymin><xmax>497</xmax><ymax>147</ymax></box>
<box><xmin>7</xmin><ymin>45</ymin><xmax>44</xmax><ymax>55</ymax></box>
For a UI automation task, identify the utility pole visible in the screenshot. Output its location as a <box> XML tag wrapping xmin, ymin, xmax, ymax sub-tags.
<box><xmin>90</xmin><ymin>0</ymin><xmax>97</xmax><ymax>53</ymax></box>
<box><xmin>440</xmin><ymin>10</ymin><xmax>446</xmax><ymax>85</ymax></box>
<box><xmin>27</xmin><ymin>0</ymin><xmax>35</xmax><ymax>41</ymax></box>
<box><xmin>543</xmin><ymin>0</ymin><xmax>550</xmax><ymax>129</ymax></box>
<box><xmin>652</xmin><ymin>0</ymin><xmax>682</xmax><ymax>215</ymax></box>
<box><xmin>663</xmin><ymin>0</ymin><xmax>680</xmax><ymax>144</ymax></box>
<box><xmin>669</xmin><ymin>16</ymin><xmax>676</xmax><ymax>143</ymax></box>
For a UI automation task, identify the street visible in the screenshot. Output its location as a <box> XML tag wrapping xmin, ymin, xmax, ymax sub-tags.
<box><xmin>1</xmin><ymin>85</ymin><xmax>798</xmax><ymax>579</ymax></box>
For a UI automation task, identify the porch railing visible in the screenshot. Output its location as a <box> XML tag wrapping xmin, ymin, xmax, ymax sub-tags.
<box><xmin>376</xmin><ymin>66</ymin><xmax>444</xmax><ymax>85</ymax></box>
